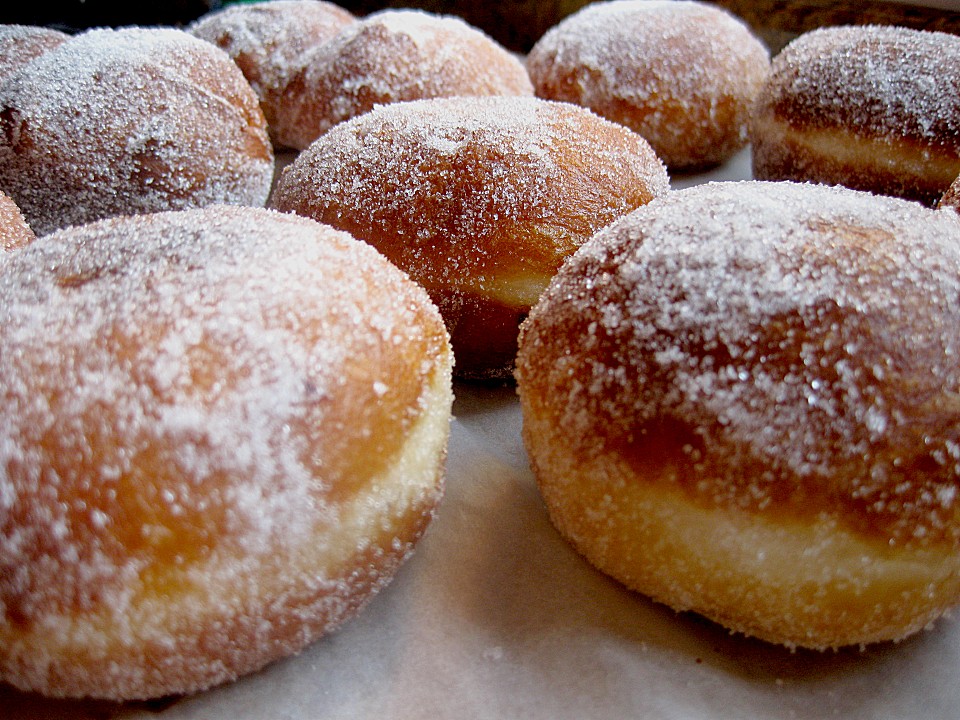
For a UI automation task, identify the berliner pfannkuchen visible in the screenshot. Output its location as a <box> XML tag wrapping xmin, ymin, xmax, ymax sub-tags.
<box><xmin>0</xmin><ymin>24</ymin><xmax>68</xmax><ymax>85</ymax></box>
<box><xmin>0</xmin><ymin>189</ymin><xmax>34</xmax><ymax>251</ymax></box>
<box><xmin>0</xmin><ymin>204</ymin><xmax>453</xmax><ymax>700</ymax></box>
<box><xmin>750</xmin><ymin>25</ymin><xmax>960</xmax><ymax>207</ymax></box>
<box><xmin>0</xmin><ymin>27</ymin><xmax>274</xmax><ymax>236</ymax></box>
<box><xmin>939</xmin><ymin>174</ymin><xmax>960</xmax><ymax>212</ymax></box>
<box><xmin>516</xmin><ymin>180</ymin><xmax>960</xmax><ymax>650</ymax></box>
<box><xmin>526</xmin><ymin>0</ymin><xmax>770</xmax><ymax>169</ymax></box>
<box><xmin>188</xmin><ymin>0</ymin><xmax>356</xmax><ymax>149</ymax></box>
<box><xmin>271</xmin><ymin>95</ymin><xmax>668</xmax><ymax>380</ymax></box>
<box><xmin>273</xmin><ymin>9</ymin><xmax>534</xmax><ymax>151</ymax></box>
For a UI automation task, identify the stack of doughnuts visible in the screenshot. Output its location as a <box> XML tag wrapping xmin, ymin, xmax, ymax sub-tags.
<box><xmin>0</xmin><ymin>205</ymin><xmax>453</xmax><ymax>700</ymax></box>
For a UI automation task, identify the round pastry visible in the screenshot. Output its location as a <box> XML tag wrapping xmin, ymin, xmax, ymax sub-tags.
<box><xmin>0</xmin><ymin>204</ymin><xmax>453</xmax><ymax>700</ymax></box>
<box><xmin>273</xmin><ymin>8</ymin><xmax>534</xmax><ymax>151</ymax></box>
<box><xmin>525</xmin><ymin>0</ymin><xmax>770</xmax><ymax>169</ymax></box>
<box><xmin>188</xmin><ymin>0</ymin><xmax>356</xmax><ymax>149</ymax></box>
<box><xmin>0</xmin><ymin>190</ymin><xmax>34</xmax><ymax>251</ymax></box>
<box><xmin>0</xmin><ymin>24</ymin><xmax>68</xmax><ymax>85</ymax></box>
<box><xmin>0</xmin><ymin>27</ymin><xmax>274</xmax><ymax>236</ymax></box>
<box><xmin>516</xmin><ymin>180</ymin><xmax>960</xmax><ymax>650</ymax></box>
<box><xmin>750</xmin><ymin>25</ymin><xmax>960</xmax><ymax>207</ymax></box>
<box><xmin>939</xmin><ymin>174</ymin><xmax>960</xmax><ymax>212</ymax></box>
<box><xmin>271</xmin><ymin>95</ymin><xmax>668</xmax><ymax>380</ymax></box>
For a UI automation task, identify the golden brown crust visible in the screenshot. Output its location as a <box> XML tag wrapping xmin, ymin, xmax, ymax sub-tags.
<box><xmin>516</xmin><ymin>181</ymin><xmax>960</xmax><ymax>648</ymax></box>
<box><xmin>939</xmin><ymin>174</ymin><xmax>960</xmax><ymax>212</ymax></box>
<box><xmin>0</xmin><ymin>205</ymin><xmax>453</xmax><ymax>699</ymax></box>
<box><xmin>750</xmin><ymin>25</ymin><xmax>960</xmax><ymax>206</ymax></box>
<box><xmin>0</xmin><ymin>190</ymin><xmax>34</xmax><ymax>251</ymax></box>
<box><xmin>0</xmin><ymin>27</ymin><xmax>274</xmax><ymax>236</ymax></box>
<box><xmin>273</xmin><ymin>9</ymin><xmax>534</xmax><ymax>151</ymax></box>
<box><xmin>188</xmin><ymin>0</ymin><xmax>355</xmax><ymax>149</ymax></box>
<box><xmin>526</xmin><ymin>0</ymin><xmax>770</xmax><ymax>169</ymax></box>
<box><xmin>271</xmin><ymin>95</ymin><xmax>668</xmax><ymax>380</ymax></box>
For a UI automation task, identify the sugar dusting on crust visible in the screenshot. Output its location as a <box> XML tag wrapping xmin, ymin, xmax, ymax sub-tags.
<box><xmin>525</xmin><ymin>0</ymin><xmax>770</xmax><ymax>168</ymax></box>
<box><xmin>274</xmin><ymin>8</ymin><xmax>533</xmax><ymax>150</ymax></box>
<box><xmin>0</xmin><ymin>24</ymin><xmax>68</xmax><ymax>85</ymax></box>
<box><xmin>0</xmin><ymin>190</ymin><xmax>34</xmax><ymax>251</ymax></box>
<box><xmin>518</xmin><ymin>181</ymin><xmax>960</xmax><ymax>548</ymax></box>
<box><xmin>755</xmin><ymin>24</ymin><xmax>960</xmax><ymax>144</ymax></box>
<box><xmin>0</xmin><ymin>27</ymin><xmax>274</xmax><ymax>236</ymax></box>
<box><xmin>0</xmin><ymin>205</ymin><xmax>451</xmax><ymax>699</ymax></box>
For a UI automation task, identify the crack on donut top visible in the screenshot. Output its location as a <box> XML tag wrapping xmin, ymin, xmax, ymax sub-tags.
<box><xmin>520</xmin><ymin>181</ymin><xmax>960</xmax><ymax>547</ymax></box>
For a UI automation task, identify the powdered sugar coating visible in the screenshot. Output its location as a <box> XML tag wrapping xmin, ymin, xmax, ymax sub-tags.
<box><xmin>0</xmin><ymin>24</ymin><xmax>68</xmax><ymax>85</ymax></box>
<box><xmin>272</xmin><ymin>95</ymin><xmax>668</xmax><ymax>379</ymax></box>
<box><xmin>0</xmin><ymin>27</ymin><xmax>274</xmax><ymax>236</ymax></box>
<box><xmin>0</xmin><ymin>205</ymin><xmax>452</xmax><ymax>699</ymax></box>
<box><xmin>518</xmin><ymin>180</ymin><xmax>960</xmax><ymax>548</ymax></box>
<box><xmin>189</xmin><ymin>0</ymin><xmax>355</xmax><ymax>148</ymax></box>
<box><xmin>274</xmin><ymin>8</ymin><xmax>534</xmax><ymax>150</ymax></box>
<box><xmin>751</xmin><ymin>25</ymin><xmax>960</xmax><ymax>205</ymax></box>
<box><xmin>526</xmin><ymin>0</ymin><xmax>770</xmax><ymax>169</ymax></box>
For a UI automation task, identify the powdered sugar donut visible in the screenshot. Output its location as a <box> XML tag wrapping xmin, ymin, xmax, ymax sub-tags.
<box><xmin>526</xmin><ymin>0</ymin><xmax>770</xmax><ymax>169</ymax></box>
<box><xmin>189</xmin><ymin>0</ymin><xmax>355</xmax><ymax>149</ymax></box>
<box><xmin>0</xmin><ymin>27</ymin><xmax>274</xmax><ymax>236</ymax></box>
<box><xmin>750</xmin><ymin>25</ymin><xmax>960</xmax><ymax>206</ymax></box>
<box><xmin>0</xmin><ymin>205</ymin><xmax>453</xmax><ymax>700</ymax></box>
<box><xmin>274</xmin><ymin>9</ymin><xmax>534</xmax><ymax>151</ymax></box>
<box><xmin>271</xmin><ymin>95</ymin><xmax>668</xmax><ymax>380</ymax></box>
<box><xmin>0</xmin><ymin>190</ymin><xmax>34</xmax><ymax>251</ymax></box>
<box><xmin>517</xmin><ymin>181</ymin><xmax>960</xmax><ymax>649</ymax></box>
<box><xmin>0</xmin><ymin>24</ymin><xmax>68</xmax><ymax>84</ymax></box>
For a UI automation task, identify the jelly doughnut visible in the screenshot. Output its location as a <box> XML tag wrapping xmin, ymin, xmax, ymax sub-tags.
<box><xmin>0</xmin><ymin>27</ymin><xmax>274</xmax><ymax>236</ymax></box>
<box><xmin>516</xmin><ymin>180</ymin><xmax>960</xmax><ymax>649</ymax></box>
<box><xmin>750</xmin><ymin>25</ymin><xmax>960</xmax><ymax>206</ymax></box>
<box><xmin>271</xmin><ymin>95</ymin><xmax>668</xmax><ymax>380</ymax></box>
<box><xmin>526</xmin><ymin>0</ymin><xmax>770</xmax><ymax>169</ymax></box>
<box><xmin>189</xmin><ymin>0</ymin><xmax>355</xmax><ymax>149</ymax></box>
<box><xmin>273</xmin><ymin>9</ymin><xmax>534</xmax><ymax>151</ymax></box>
<box><xmin>0</xmin><ymin>204</ymin><xmax>453</xmax><ymax>699</ymax></box>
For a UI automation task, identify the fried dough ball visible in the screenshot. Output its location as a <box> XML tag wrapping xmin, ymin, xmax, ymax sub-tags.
<box><xmin>0</xmin><ymin>204</ymin><xmax>453</xmax><ymax>700</ymax></box>
<box><xmin>188</xmin><ymin>0</ymin><xmax>356</xmax><ymax>149</ymax></box>
<box><xmin>271</xmin><ymin>95</ymin><xmax>668</xmax><ymax>380</ymax></box>
<box><xmin>517</xmin><ymin>180</ymin><xmax>960</xmax><ymax>650</ymax></box>
<box><xmin>750</xmin><ymin>25</ymin><xmax>960</xmax><ymax>206</ymax></box>
<box><xmin>273</xmin><ymin>8</ymin><xmax>534</xmax><ymax>151</ymax></box>
<box><xmin>0</xmin><ymin>27</ymin><xmax>274</xmax><ymax>236</ymax></box>
<box><xmin>526</xmin><ymin>0</ymin><xmax>770</xmax><ymax>169</ymax></box>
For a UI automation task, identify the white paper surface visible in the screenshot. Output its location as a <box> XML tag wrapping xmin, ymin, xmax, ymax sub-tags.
<box><xmin>4</xmin><ymin>150</ymin><xmax>959</xmax><ymax>720</ymax></box>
